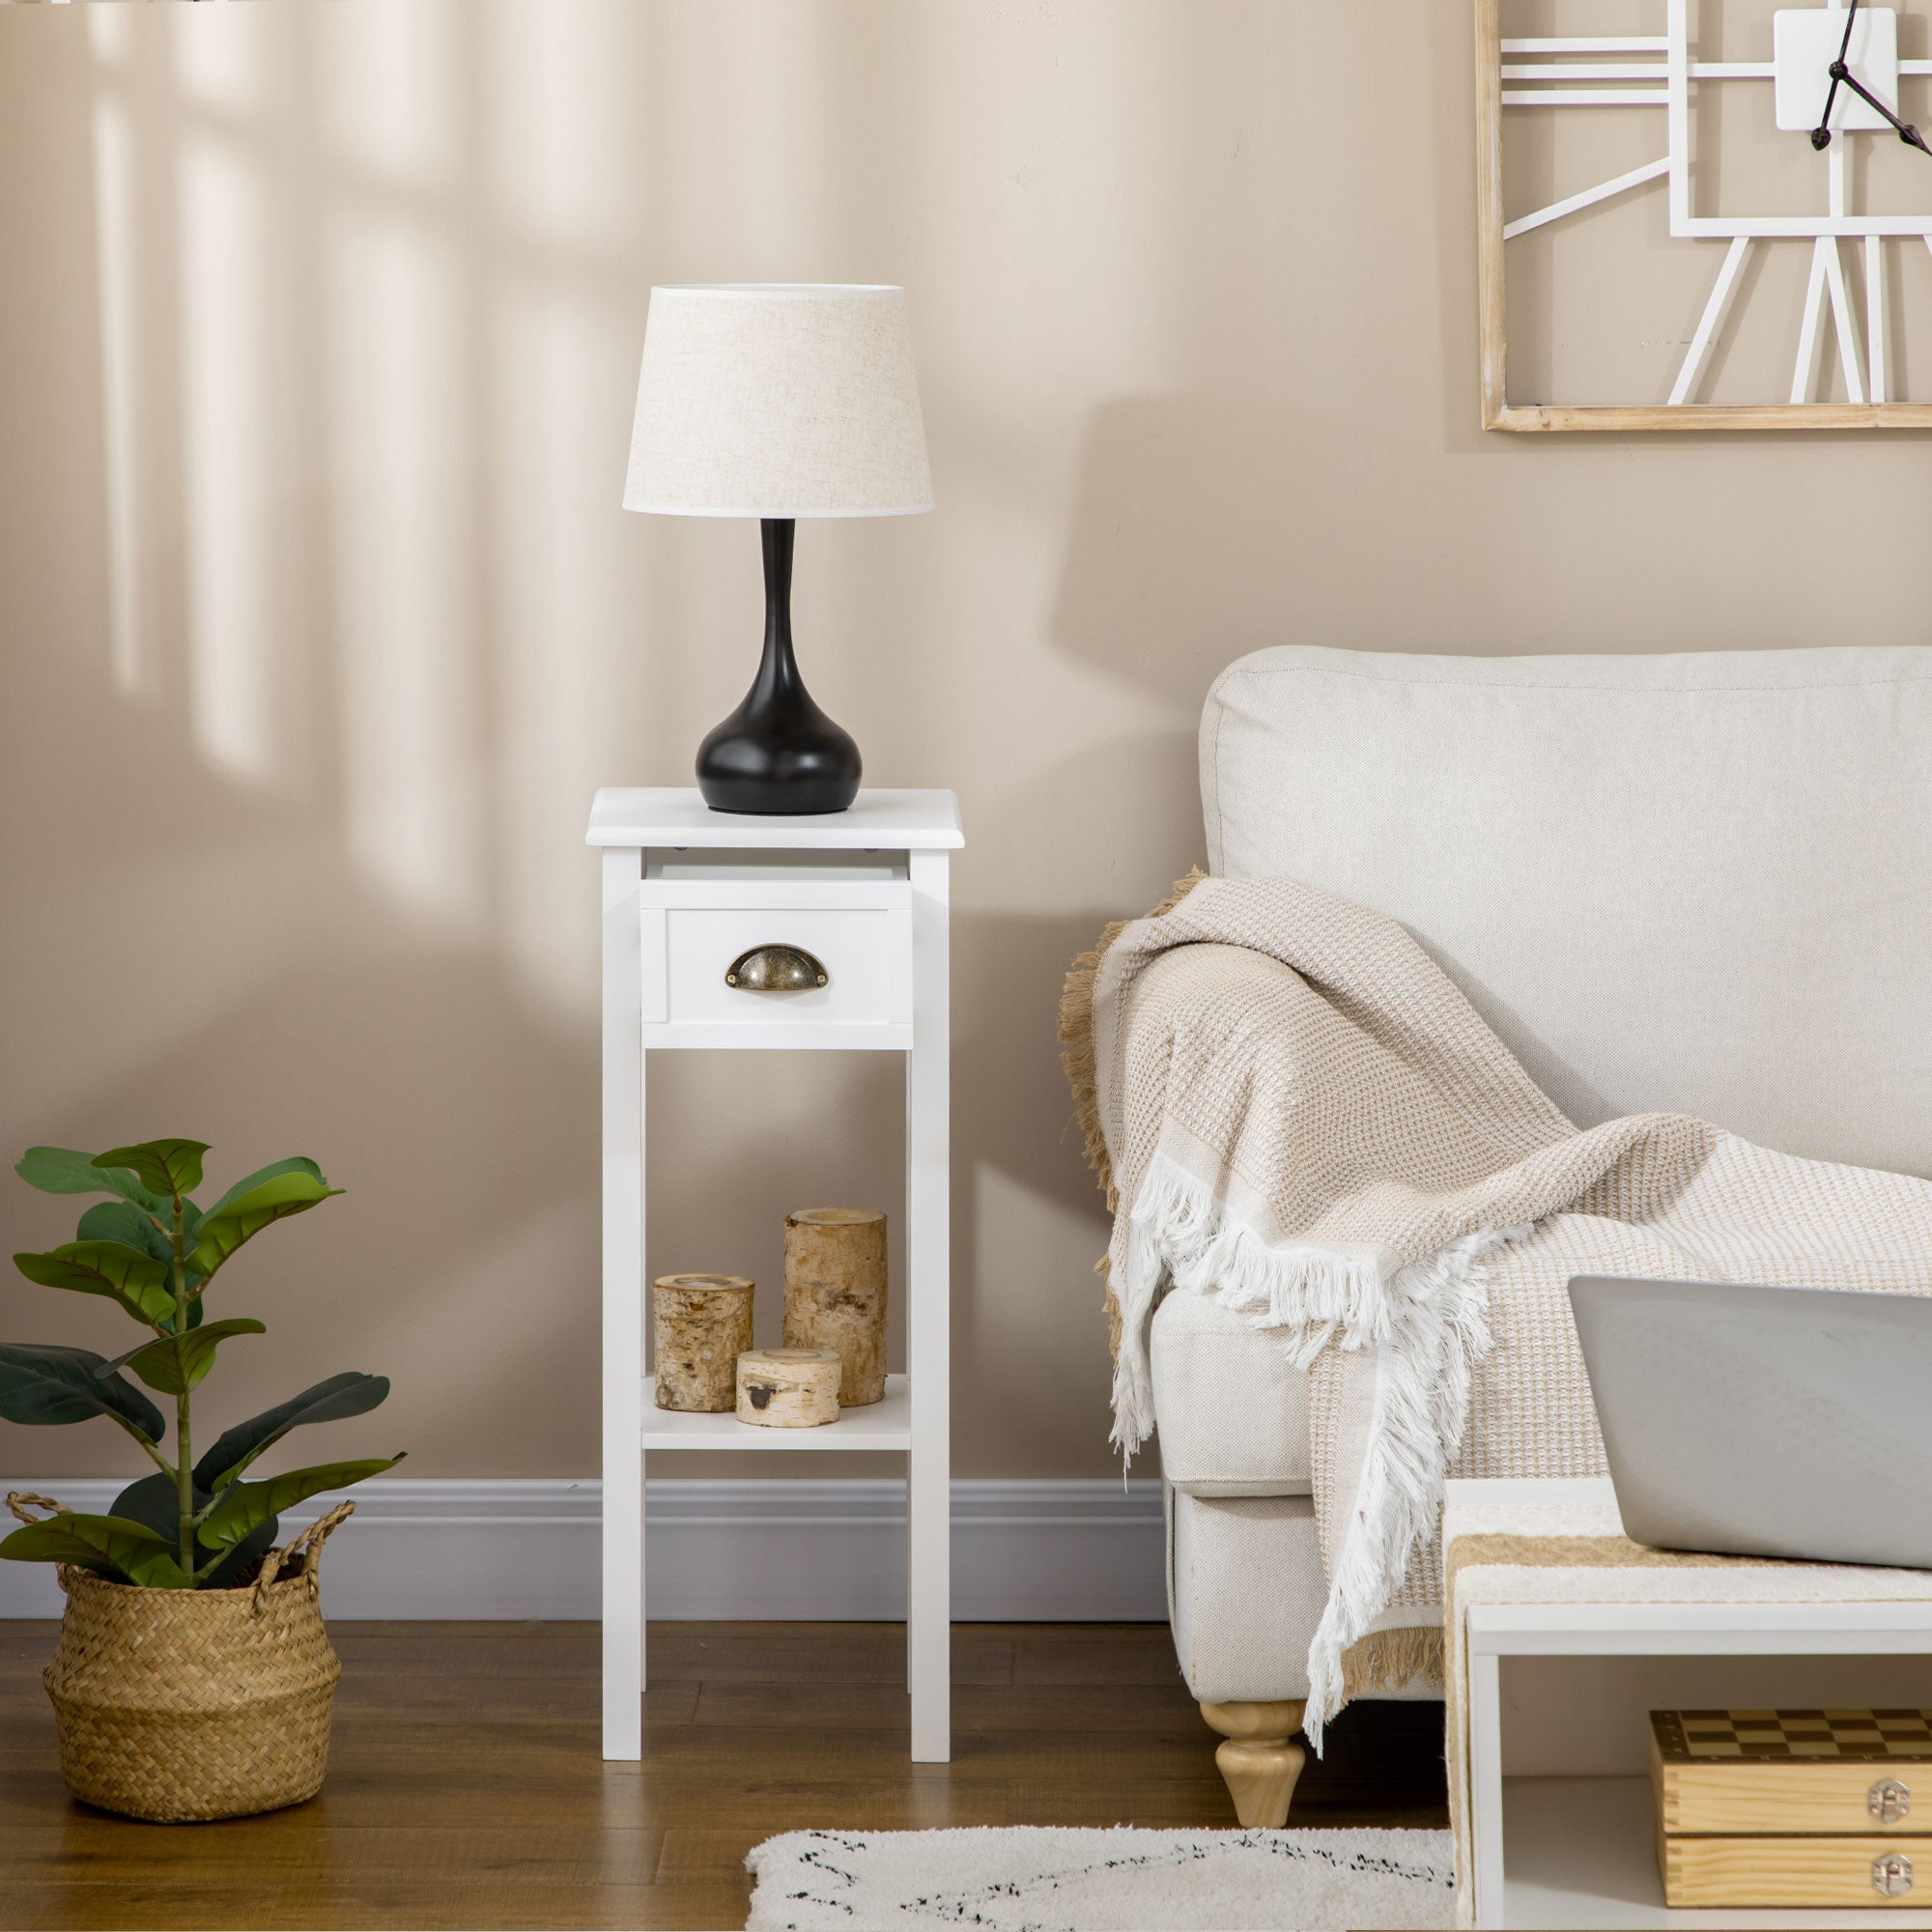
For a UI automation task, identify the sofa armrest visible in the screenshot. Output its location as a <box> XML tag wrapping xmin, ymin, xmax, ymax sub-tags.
<box><xmin>1151</xmin><ymin>1288</ymin><xmax>1313</xmax><ymax>1497</ymax></box>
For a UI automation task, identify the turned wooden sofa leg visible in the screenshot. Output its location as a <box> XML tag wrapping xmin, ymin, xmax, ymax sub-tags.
<box><xmin>1200</xmin><ymin>1699</ymin><xmax>1307</xmax><ymax>1827</ymax></box>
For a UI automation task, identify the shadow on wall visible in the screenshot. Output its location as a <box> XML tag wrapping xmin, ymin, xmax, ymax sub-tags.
<box><xmin>0</xmin><ymin>3</ymin><xmax>640</xmax><ymax>1478</ymax></box>
<box><xmin>943</xmin><ymin>731</ymin><xmax>1204</xmax><ymax>1469</ymax></box>
<box><xmin>951</xmin><ymin>906</ymin><xmax>1131</xmax><ymax>1461</ymax></box>
<box><xmin>1050</xmin><ymin>394</ymin><xmax>1324</xmax><ymax>709</ymax></box>
<box><xmin>2</xmin><ymin>649</ymin><xmax>600</xmax><ymax>1476</ymax></box>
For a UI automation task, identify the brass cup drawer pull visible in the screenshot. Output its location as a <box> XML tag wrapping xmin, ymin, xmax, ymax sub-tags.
<box><xmin>725</xmin><ymin>944</ymin><xmax>829</xmax><ymax>992</ymax></box>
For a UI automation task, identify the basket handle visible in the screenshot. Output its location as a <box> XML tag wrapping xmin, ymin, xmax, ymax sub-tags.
<box><xmin>6</xmin><ymin>1492</ymin><xmax>71</xmax><ymax>1526</ymax></box>
<box><xmin>254</xmin><ymin>1498</ymin><xmax>355</xmax><ymax>1611</ymax></box>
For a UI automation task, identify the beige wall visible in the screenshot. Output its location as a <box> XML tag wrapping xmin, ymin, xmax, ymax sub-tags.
<box><xmin>3</xmin><ymin>1</ymin><xmax>1929</xmax><ymax>1486</ymax></box>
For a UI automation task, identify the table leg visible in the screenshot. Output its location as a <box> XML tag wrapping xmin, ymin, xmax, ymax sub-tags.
<box><xmin>602</xmin><ymin>848</ymin><xmax>644</xmax><ymax>1760</ymax></box>
<box><xmin>906</xmin><ymin>850</ymin><xmax>951</xmax><ymax>1762</ymax></box>
<box><xmin>1469</xmin><ymin>1648</ymin><xmax>1506</xmax><ymax>1928</ymax></box>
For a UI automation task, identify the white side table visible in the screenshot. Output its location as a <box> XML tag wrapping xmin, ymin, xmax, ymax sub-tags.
<box><xmin>1450</xmin><ymin>1478</ymin><xmax>1932</xmax><ymax>1930</ymax></box>
<box><xmin>585</xmin><ymin>787</ymin><xmax>961</xmax><ymax>1763</ymax></box>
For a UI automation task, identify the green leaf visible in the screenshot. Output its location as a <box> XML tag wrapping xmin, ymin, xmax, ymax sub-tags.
<box><xmin>74</xmin><ymin>1205</ymin><xmax>203</xmax><ymax>1328</ymax></box>
<box><xmin>14</xmin><ymin>1241</ymin><xmax>176</xmax><ymax>1325</ymax></box>
<box><xmin>0</xmin><ymin>1514</ymin><xmax>191</xmax><ymax>1587</ymax></box>
<box><xmin>108</xmin><ymin>1471</ymin><xmax>193</xmax><ymax>1544</ymax></box>
<box><xmin>16</xmin><ymin>1146</ymin><xmax>168</xmax><ymax>1213</ymax></box>
<box><xmin>92</xmin><ymin>1139</ymin><xmax>209</xmax><ymax>1201</ymax></box>
<box><xmin>121</xmin><ymin>1318</ymin><xmax>266</xmax><ymax>1397</ymax></box>
<box><xmin>176</xmin><ymin>1202</ymin><xmax>206</xmax><ymax>1329</ymax></box>
<box><xmin>193</xmin><ymin>1372</ymin><xmax>390</xmax><ymax>1492</ymax></box>
<box><xmin>74</xmin><ymin>1200</ymin><xmax>172</xmax><ymax>1269</ymax></box>
<box><xmin>203</xmin><ymin>1157</ymin><xmax>324</xmax><ymax>1224</ymax></box>
<box><xmin>91</xmin><ymin>1336</ymin><xmax>152</xmax><ymax>1378</ymax></box>
<box><xmin>189</xmin><ymin>1172</ymin><xmax>342</xmax><ymax>1279</ymax></box>
<box><xmin>195</xmin><ymin>1521</ymin><xmax>279</xmax><ymax>1588</ymax></box>
<box><xmin>39</xmin><ymin>1170</ymin><xmax>208</xmax><ymax>1318</ymax></box>
<box><xmin>0</xmin><ymin>1343</ymin><xmax>165</xmax><ymax>1439</ymax></box>
<box><xmin>199</xmin><ymin>1455</ymin><xmax>404</xmax><ymax>1549</ymax></box>
<box><xmin>110</xmin><ymin>1474</ymin><xmax>277</xmax><ymax>1589</ymax></box>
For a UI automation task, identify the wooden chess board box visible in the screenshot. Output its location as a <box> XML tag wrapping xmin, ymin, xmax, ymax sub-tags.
<box><xmin>1652</xmin><ymin>1709</ymin><xmax>1932</xmax><ymax>1908</ymax></box>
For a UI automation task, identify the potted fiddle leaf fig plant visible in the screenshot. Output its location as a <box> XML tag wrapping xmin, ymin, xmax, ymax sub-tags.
<box><xmin>0</xmin><ymin>1139</ymin><xmax>403</xmax><ymax>1822</ymax></box>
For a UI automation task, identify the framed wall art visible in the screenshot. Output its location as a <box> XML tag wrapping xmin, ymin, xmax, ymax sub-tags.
<box><xmin>1478</xmin><ymin>0</ymin><xmax>1932</xmax><ymax>427</ymax></box>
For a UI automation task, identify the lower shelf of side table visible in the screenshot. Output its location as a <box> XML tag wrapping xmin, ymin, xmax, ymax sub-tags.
<box><xmin>1503</xmin><ymin>1776</ymin><xmax>1932</xmax><ymax>1929</ymax></box>
<box><xmin>640</xmin><ymin>1373</ymin><xmax>913</xmax><ymax>1450</ymax></box>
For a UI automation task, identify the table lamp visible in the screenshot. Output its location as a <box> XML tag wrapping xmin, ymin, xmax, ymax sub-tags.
<box><xmin>623</xmin><ymin>284</ymin><xmax>932</xmax><ymax>814</ymax></box>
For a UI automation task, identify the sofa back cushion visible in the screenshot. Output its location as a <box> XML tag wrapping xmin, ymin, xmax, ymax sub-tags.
<box><xmin>1200</xmin><ymin>645</ymin><xmax>1932</xmax><ymax>1179</ymax></box>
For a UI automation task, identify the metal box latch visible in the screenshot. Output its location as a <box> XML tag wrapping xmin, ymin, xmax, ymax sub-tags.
<box><xmin>1870</xmin><ymin>1779</ymin><xmax>1913</xmax><ymax>1826</ymax></box>
<box><xmin>1873</xmin><ymin>1853</ymin><xmax>1916</xmax><ymax>1899</ymax></box>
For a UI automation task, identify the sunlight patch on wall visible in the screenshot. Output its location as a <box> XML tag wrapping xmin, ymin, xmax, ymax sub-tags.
<box><xmin>178</xmin><ymin>134</ymin><xmax>277</xmax><ymax>783</ymax></box>
<box><xmin>90</xmin><ymin>92</ymin><xmax>151</xmax><ymax>700</ymax></box>
<box><xmin>485</xmin><ymin>0</ymin><xmax>638</xmax><ymax>251</ymax></box>
<box><xmin>86</xmin><ymin>3</ymin><xmax>135</xmax><ymax>66</ymax></box>
<box><xmin>171</xmin><ymin>0</ymin><xmax>265</xmax><ymax>113</ymax></box>
<box><xmin>321</xmin><ymin>0</ymin><xmax>459</xmax><ymax>190</ymax></box>
<box><xmin>326</xmin><ymin>206</ymin><xmax>484</xmax><ymax>930</ymax></box>
<box><xmin>489</xmin><ymin>282</ymin><xmax>629</xmax><ymax>1019</ymax></box>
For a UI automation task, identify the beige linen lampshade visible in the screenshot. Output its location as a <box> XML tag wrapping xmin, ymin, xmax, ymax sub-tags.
<box><xmin>624</xmin><ymin>284</ymin><xmax>932</xmax><ymax>519</ymax></box>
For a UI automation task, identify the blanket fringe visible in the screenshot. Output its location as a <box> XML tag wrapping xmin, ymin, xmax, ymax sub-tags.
<box><xmin>1107</xmin><ymin>1154</ymin><xmax>1380</xmax><ymax>1454</ymax></box>
<box><xmin>1109</xmin><ymin>1150</ymin><xmax>1487</xmax><ymax>1457</ymax></box>
<box><xmin>1112</xmin><ymin>1148</ymin><xmax>1520</xmax><ymax>1747</ymax></box>
<box><xmin>1298</xmin><ymin>1223</ymin><xmax>1520</xmax><ymax>1749</ymax></box>
<box><xmin>1058</xmin><ymin>869</ymin><xmax>1206</xmax><ymax>1362</ymax></box>
<box><xmin>1132</xmin><ymin>1160</ymin><xmax>1399</xmax><ymax>1359</ymax></box>
<box><xmin>1341</xmin><ymin>1627</ymin><xmax>1445</xmax><ymax>1700</ymax></box>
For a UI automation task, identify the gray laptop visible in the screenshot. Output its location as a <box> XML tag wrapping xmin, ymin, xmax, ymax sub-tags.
<box><xmin>1567</xmin><ymin>1275</ymin><xmax>1932</xmax><ymax>1571</ymax></box>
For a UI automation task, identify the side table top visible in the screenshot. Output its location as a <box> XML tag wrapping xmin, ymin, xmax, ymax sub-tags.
<box><xmin>1443</xmin><ymin>1476</ymin><xmax>1932</xmax><ymax>1626</ymax></box>
<box><xmin>587</xmin><ymin>786</ymin><xmax>963</xmax><ymax>851</ymax></box>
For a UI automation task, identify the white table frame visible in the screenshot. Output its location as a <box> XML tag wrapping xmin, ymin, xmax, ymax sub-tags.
<box><xmin>588</xmin><ymin>787</ymin><xmax>961</xmax><ymax>1763</ymax></box>
<box><xmin>1455</xmin><ymin>1480</ymin><xmax>1932</xmax><ymax>1929</ymax></box>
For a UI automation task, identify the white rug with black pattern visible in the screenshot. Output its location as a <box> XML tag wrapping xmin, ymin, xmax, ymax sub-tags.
<box><xmin>744</xmin><ymin>1825</ymin><xmax>1455</xmax><ymax>1930</ymax></box>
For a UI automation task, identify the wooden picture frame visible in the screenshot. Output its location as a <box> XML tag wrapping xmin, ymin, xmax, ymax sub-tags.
<box><xmin>1475</xmin><ymin>0</ymin><xmax>1932</xmax><ymax>430</ymax></box>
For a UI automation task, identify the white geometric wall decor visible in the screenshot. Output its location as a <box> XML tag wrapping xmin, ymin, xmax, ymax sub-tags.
<box><xmin>1479</xmin><ymin>0</ymin><xmax>1932</xmax><ymax>428</ymax></box>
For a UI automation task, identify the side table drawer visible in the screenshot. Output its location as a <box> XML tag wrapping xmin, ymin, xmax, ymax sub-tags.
<box><xmin>643</xmin><ymin>904</ymin><xmax>912</xmax><ymax>1037</ymax></box>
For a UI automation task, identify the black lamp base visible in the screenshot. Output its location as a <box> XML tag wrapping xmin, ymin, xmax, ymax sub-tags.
<box><xmin>696</xmin><ymin>519</ymin><xmax>862</xmax><ymax>816</ymax></box>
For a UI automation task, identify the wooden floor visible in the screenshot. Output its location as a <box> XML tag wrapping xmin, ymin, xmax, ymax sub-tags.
<box><xmin>0</xmin><ymin>1619</ymin><xmax>1445</xmax><ymax>1930</ymax></box>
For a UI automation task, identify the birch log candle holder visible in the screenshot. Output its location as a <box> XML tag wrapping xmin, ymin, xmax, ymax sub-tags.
<box><xmin>652</xmin><ymin>1274</ymin><xmax>754</xmax><ymax>1411</ymax></box>
<box><xmin>735</xmin><ymin>1348</ymin><xmax>841</xmax><ymax>1427</ymax></box>
<box><xmin>782</xmin><ymin>1208</ymin><xmax>889</xmax><ymax>1406</ymax></box>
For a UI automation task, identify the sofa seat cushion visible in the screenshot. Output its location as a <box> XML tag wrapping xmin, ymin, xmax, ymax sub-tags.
<box><xmin>1200</xmin><ymin>645</ymin><xmax>1932</xmax><ymax>1179</ymax></box>
<box><xmin>1151</xmin><ymin>1288</ymin><xmax>1312</xmax><ymax>1496</ymax></box>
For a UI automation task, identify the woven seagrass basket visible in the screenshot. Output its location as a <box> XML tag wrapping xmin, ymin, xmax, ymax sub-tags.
<box><xmin>38</xmin><ymin>1500</ymin><xmax>354</xmax><ymax>1823</ymax></box>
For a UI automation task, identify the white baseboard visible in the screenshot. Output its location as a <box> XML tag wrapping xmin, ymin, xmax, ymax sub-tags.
<box><xmin>0</xmin><ymin>1477</ymin><xmax>1167</xmax><ymax>1622</ymax></box>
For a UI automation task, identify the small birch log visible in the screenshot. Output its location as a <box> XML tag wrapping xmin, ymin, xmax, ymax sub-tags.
<box><xmin>652</xmin><ymin>1274</ymin><xmax>754</xmax><ymax>1412</ymax></box>
<box><xmin>782</xmin><ymin>1208</ymin><xmax>888</xmax><ymax>1406</ymax></box>
<box><xmin>735</xmin><ymin>1348</ymin><xmax>841</xmax><ymax>1427</ymax></box>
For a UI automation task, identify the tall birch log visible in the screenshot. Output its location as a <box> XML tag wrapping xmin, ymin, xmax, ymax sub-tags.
<box><xmin>652</xmin><ymin>1274</ymin><xmax>754</xmax><ymax>1411</ymax></box>
<box><xmin>782</xmin><ymin>1208</ymin><xmax>888</xmax><ymax>1406</ymax></box>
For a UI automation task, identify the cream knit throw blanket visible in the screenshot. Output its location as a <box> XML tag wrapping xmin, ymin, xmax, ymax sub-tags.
<box><xmin>1062</xmin><ymin>874</ymin><xmax>1932</xmax><ymax>1747</ymax></box>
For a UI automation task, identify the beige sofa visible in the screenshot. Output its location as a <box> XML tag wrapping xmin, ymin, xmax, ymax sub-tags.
<box><xmin>1154</xmin><ymin>643</ymin><xmax>1932</xmax><ymax>1819</ymax></box>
